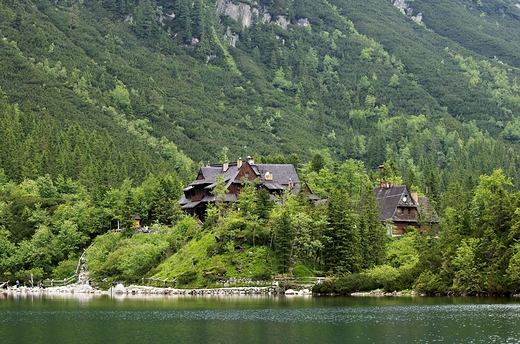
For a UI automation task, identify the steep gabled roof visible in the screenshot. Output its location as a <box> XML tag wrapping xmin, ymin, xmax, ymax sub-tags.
<box><xmin>198</xmin><ymin>164</ymin><xmax>241</xmax><ymax>184</ymax></box>
<box><xmin>374</xmin><ymin>185</ymin><xmax>417</xmax><ymax>222</ymax></box>
<box><xmin>253</xmin><ymin>164</ymin><xmax>300</xmax><ymax>186</ymax></box>
<box><xmin>189</xmin><ymin>162</ymin><xmax>301</xmax><ymax>191</ymax></box>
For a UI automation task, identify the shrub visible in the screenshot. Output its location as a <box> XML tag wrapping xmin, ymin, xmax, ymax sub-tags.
<box><xmin>292</xmin><ymin>262</ymin><xmax>314</xmax><ymax>277</ymax></box>
<box><xmin>176</xmin><ymin>270</ymin><xmax>197</xmax><ymax>285</ymax></box>
<box><xmin>413</xmin><ymin>270</ymin><xmax>447</xmax><ymax>295</ymax></box>
<box><xmin>312</xmin><ymin>279</ymin><xmax>337</xmax><ymax>294</ymax></box>
<box><xmin>366</xmin><ymin>265</ymin><xmax>399</xmax><ymax>290</ymax></box>
<box><xmin>15</xmin><ymin>267</ymin><xmax>44</xmax><ymax>283</ymax></box>
<box><xmin>52</xmin><ymin>257</ymin><xmax>79</xmax><ymax>279</ymax></box>
<box><xmin>203</xmin><ymin>266</ymin><xmax>227</xmax><ymax>282</ymax></box>
<box><xmin>334</xmin><ymin>273</ymin><xmax>378</xmax><ymax>294</ymax></box>
<box><xmin>251</xmin><ymin>269</ymin><xmax>272</xmax><ymax>281</ymax></box>
<box><xmin>312</xmin><ymin>274</ymin><xmax>379</xmax><ymax>294</ymax></box>
<box><xmin>206</xmin><ymin>241</ymin><xmax>226</xmax><ymax>257</ymax></box>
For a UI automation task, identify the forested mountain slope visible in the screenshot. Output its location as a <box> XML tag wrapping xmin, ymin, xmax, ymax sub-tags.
<box><xmin>3</xmin><ymin>0</ymin><xmax>520</xmax><ymax>292</ymax></box>
<box><xmin>1</xmin><ymin>0</ymin><xmax>520</xmax><ymax>194</ymax></box>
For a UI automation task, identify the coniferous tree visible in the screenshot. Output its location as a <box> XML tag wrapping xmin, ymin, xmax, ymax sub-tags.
<box><xmin>323</xmin><ymin>189</ymin><xmax>360</xmax><ymax>273</ymax></box>
<box><xmin>178</xmin><ymin>0</ymin><xmax>192</xmax><ymax>44</ymax></box>
<box><xmin>273</xmin><ymin>207</ymin><xmax>294</xmax><ymax>273</ymax></box>
<box><xmin>133</xmin><ymin>0</ymin><xmax>157</xmax><ymax>38</ymax></box>
<box><xmin>0</xmin><ymin>104</ymin><xmax>23</xmax><ymax>182</ymax></box>
<box><xmin>149</xmin><ymin>174</ymin><xmax>183</xmax><ymax>225</ymax></box>
<box><xmin>358</xmin><ymin>181</ymin><xmax>386</xmax><ymax>269</ymax></box>
<box><xmin>191</xmin><ymin>0</ymin><xmax>203</xmax><ymax>39</ymax></box>
<box><xmin>256</xmin><ymin>188</ymin><xmax>274</xmax><ymax>221</ymax></box>
<box><xmin>366</xmin><ymin>131</ymin><xmax>386</xmax><ymax>170</ymax></box>
<box><xmin>310</xmin><ymin>153</ymin><xmax>325</xmax><ymax>173</ymax></box>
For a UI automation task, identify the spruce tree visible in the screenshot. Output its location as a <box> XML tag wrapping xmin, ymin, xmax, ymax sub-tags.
<box><xmin>274</xmin><ymin>208</ymin><xmax>294</xmax><ymax>273</ymax></box>
<box><xmin>323</xmin><ymin>189</ymin><xmax>361</xmax><ymax>273</ymax></box>
<box><xmin>358</xmin><ymin>181</ymin><xmax>386</xmax><ymax>268</ymax></box>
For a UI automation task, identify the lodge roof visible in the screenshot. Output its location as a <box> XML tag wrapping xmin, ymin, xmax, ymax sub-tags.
<box><xmin>191</xmin><ymin>162</ymin><xmax>300</xmax><ymax>191</ymax></box>
<box><xmin>252</xmin><ymin>164</ymin><xmax>300</xmax><ymax>185</ymax></box>
<box><xmin>374</xmin><ymin>184</ymin><xmax>417</xmax><ymax>222</ymax></box>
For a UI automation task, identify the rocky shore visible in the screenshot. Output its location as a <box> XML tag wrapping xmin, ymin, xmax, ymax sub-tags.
<box><xmin>2</xmin><ymin>283</ymin><xmax>102</xmax><ymax>295</ymax></box>
<box><xmin>349</xmin><ymin>289</ymin><xmax>419</xmax><ymax>297</ymax></box>
<box><xmin>1</xmin><ymin>283</ymin><xmax>313</xmax><ymax>296</ymax></box>
<box><xmin>110</xmin><ymin>284</ymin><xmax>312</xmax><ymax>296</ymax></box>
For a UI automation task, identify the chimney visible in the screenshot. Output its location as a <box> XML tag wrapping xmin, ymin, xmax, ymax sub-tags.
<box><xmin>378</xmin><ymin>165</ymin><xmax>384</xmax><ymax>185</ymax></box>
<box><xmin>206</xmin><ymin>161</ymin><xmax>210</xmax><ymax>167</ymax></box>
<box><xmin>223</xmin><ymin>160</ymin><xmax>229</xmax><ymax>172</ymax></box>
<box><xmin>237</xmin><ymin>157</ymin><xmax>243</xmax><ymax>169</ymax></box>
<box><xmin>288</xmin><ymin>178</ymin><xmax>294</xmax><ymax>190</ymax></box>
<box><xmin>247</xmin><ymin>155</ymin><xmax>254</xmax><ymax>164</ymax></box>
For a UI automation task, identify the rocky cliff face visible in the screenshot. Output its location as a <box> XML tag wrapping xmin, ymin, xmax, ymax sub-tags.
<box><xmin>393</xmin><ymin>0</ymin><xmax>422</xmax><ymax>23</ymax></box>
<box><xmin>215</xmin><ymin>0</ymin><xmax>269</xmax><ymax>28</ymax></box>
<box><xmin>214</xmin><ymin>0</ymin><xmax>308</xmax><ymax>45</ymax></box>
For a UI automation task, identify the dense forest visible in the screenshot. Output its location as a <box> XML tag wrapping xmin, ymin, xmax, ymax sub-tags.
<box><xmin>2</xmin><ymin>0</ymin><xmax>520</xmax><ymax>294</ymax></box>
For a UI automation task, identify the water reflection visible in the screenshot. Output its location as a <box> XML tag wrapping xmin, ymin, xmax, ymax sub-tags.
<box><xmin>2</xmin><ymin>293</ymin><xmax>520</xmax><ymax>343</ymax></box>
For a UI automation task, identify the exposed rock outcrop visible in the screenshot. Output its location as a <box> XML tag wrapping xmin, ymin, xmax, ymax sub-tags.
<box><xmin>223</xmin><ymin>27</ymin><xmax>240</xmax><ymax>47</ymax></box>
<box><xmin>158</xmin><ymin>13</ymin><xmax>175</xmax><ymax>26</ymax></box>
<box><xmin>261</xmin><ymin>12</ymin><xmax>271</xmax><ymax>24</ymax></box>
<box><xmin>276</xmin><ymin>15</ymin><xmax>290</xmax><ymax>30</ymax></box>
<box><xmin>214</xmin><ymin>0</ymin><xmax>299</xmax><ymax>29</ymax></box>
<box><xmin>123</xmin><ymin>14</ymin><xmax>133</xmax><ymax>23</ymax></box>
<box><xmin>215</xmin><ymin>0</ymin><xmax>262</xmax><ymax>28</ymax></box>
<box><xmin>214</xmin><ymin>0</ymin><xmax>309</xmax><ymax>45</ymax></box>
<box><xmin>296</xmin><ymin>18</ymin><xmax>310</xmax><ymax>27</ymax></box>
<box><xmin>393</xmin><ymin>0</ymin><xmax>422</xmax><ymax>23</ymax></box>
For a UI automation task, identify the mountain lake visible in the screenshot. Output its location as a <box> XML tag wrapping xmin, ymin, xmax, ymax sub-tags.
<box><xmin>1</xmin><ymin>292</ymin><xmax>520</xmax><ymax>343</ymax></box>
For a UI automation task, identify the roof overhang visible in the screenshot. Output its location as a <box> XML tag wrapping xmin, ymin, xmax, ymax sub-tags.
<box><xmin>181</xmin><ymin>201</ymin><xmax>202</xmax><ymax>209</ymax></box>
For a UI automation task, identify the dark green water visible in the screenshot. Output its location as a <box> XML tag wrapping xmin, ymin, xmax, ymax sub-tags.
<box><xmin>2</xmin><ymin>293</ymin><xmax>520</xmax><ymax>343</ymax></box>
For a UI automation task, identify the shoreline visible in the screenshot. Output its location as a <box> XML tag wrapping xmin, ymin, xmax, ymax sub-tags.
<box><xmin>3</xmin><ymin>286</ymin><xmax>518</xmax><ymax>298</ymax></box>
<box><xmin>1</xmin><ymin>283</ymin><xmax>312</xmax><ymax>297</ymax></box>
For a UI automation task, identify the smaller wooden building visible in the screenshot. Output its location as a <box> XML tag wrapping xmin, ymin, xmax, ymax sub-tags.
<box><xmin>374</xmin><ymin>183</ymin><xmax>439</xmax><ymax>235</ymax></box>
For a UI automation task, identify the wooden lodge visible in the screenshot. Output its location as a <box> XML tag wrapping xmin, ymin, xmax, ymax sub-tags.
<box><xmin>180</xmin><ymin>157</ymin><xmax>319</xmax><ymax>220</ymax></box>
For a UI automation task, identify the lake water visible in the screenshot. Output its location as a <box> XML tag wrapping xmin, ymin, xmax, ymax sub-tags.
<box><xmin>2</xmin><ymin>292</ymin><xmax>520</xmax><ymax>343</ymax></box>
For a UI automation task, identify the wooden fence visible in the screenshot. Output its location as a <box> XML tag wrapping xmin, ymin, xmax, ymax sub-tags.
<box><xmin>42</xmin><ymin>275</ymin><xmax>77</xmax><ymax>287</ymax></box>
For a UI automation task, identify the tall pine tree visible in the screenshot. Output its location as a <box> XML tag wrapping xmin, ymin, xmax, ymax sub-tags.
<box><xmin>323</xmin><ymin>189</ymin><xmax>360</xmax><ymax>274</ymax></box>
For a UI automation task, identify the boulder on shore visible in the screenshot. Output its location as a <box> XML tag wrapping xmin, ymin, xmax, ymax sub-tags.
<box><xmin>112</xmin><ymin>283</ymin><xmax>126</xmax><ymax>294</ymax></box>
